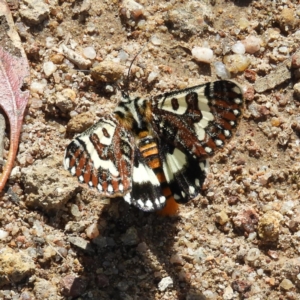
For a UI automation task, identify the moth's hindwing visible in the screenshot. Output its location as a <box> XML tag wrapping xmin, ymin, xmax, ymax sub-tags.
<box><xmin>151</xmin><ymin>80</ymin><xmax>243</xmax><ymax>159</ymax></box>
<box><xmin>64</xmin><ymin>115</ymin><xmax>134</xmax><ymax>198</ymax></box>
<box><xmin>161</xmin><ymin>143</ymin><xmax>209</xmax><ymax>204</ymax></box>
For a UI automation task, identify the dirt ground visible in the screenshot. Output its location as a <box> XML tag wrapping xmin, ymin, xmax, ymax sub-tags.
<box><xmin>1</xmin><ymin>0</ymin><xmax>300</xmax><ymax>299</ymax></box>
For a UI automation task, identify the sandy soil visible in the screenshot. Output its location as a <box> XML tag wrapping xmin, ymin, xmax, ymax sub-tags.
<box><xmin>1</xmin><ymin>0</ymin><xmax>300</xmax><ymax>299</ymax></box>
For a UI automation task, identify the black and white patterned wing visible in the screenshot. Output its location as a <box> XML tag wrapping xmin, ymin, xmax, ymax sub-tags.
<box><xmin>160</xmin><ymin>143</ymin><xmax>209</xmax><ymax>204</ymax></box>
<box><xmin>125</xmin><ymin>147</ymin><xmax>167</xmax><ymax>212</ymax></box>
<box><xmin>64</xmin><ymin>115</ymin><xmax>134</xmax><ymax>198</ymax></box>
<box><xmin>151</xmin><ymin>80</ymin><xmax>243</xmax><ymax>159</ymax></box>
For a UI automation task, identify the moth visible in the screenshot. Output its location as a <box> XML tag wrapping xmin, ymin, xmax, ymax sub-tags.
<box><xmin>64</xmin><ymin>80</ymin><xmax>243</xmax><ymax>215</ymax></box>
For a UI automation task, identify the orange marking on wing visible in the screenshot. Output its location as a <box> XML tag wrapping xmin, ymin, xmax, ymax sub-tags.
<box><xmin>102</xmin><ymin>180</ymin><xmax>108</xmax><ymax>192</ymax></box>
<box><xmin>69</xmin><ymin>157</ymin><xmax>76</xmax><ymax>168</ymax></box>
<box><xmin>84</xmin><ymin>162</ymin><xmax>91</xmax><ymax>183</ymax></box>
<box><xmin>112</xmin><ymin>179</ymin><xmax>119</xmax><ymax>192</ymax></box>
<box><xmin>220</xmin><ymin>111</ymin><xmax>237</xmax><ymax>121</ymax></box>
<box><xmin>76</xmin><ymin>166</ymin><xmax>82</xmax><ymax>177</ymax></box>
<box><xmin>158</xmin><ymin>196</ymin><xmax>179</xmax><ymax>216</ymax></box>
<box><xmin>78</xmin><ymin>155</ymin><xmax>86</xmax><ymax>170</ymax></box>
<box><xmin>91</xmin><ymin>173</ymin><xmax>98</xmax><ymax>187</ymax></box>
<box><xmin>73</xmin><ymin>149</ymin><xmax>82</xmax><ymax>158</ymax></box>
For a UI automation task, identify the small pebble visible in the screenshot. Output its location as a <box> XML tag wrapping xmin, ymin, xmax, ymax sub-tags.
<box><xmin>242</xmin><ymin>36</ymin><xmax>261</xmax><ymax>54</ymax></box>
<box><xmin>61</xmin><ymin>275</ymin><xmax>87</xmax><ymax>297</ymax></box>
<box><xmin>150</xmin><ymin>35</ymin><xmax>161</xmax><ymax>46</ymax></box>
<box><xmin>43</xmin><ymin>61</ymin><xmax>57</xmax><ymax>77</ymax></box>
<box><xmin>30</xmin><ymin>80</ymin><xmax>47</xmax><ymax>94</ymax></box>
<box><xmin>238</xmin><ymin>17</ymin><xmax>250</xmax><ymax>30</ymax></box>
<box><xmin>0</xmin><ymin>229</ymin><xmax>9</xmax><ymax>240</ymax></box>
<box><xmin>121</xmin><ymin>227</ymin><xmax>139</xmax><ymax>246</ymax></box>
<box><xmin>91</xmin><ymin>61</ymin><xmax>125</xmax><ymax>82</ymax></box>
<box><xmin>215</xmin><ymin>210</ymin><xmax>229</xmax><ymax>225</ymax></box>
<box><xmin>192</xmin><ymin>47</ymin><xmax>214</xmax><ymax>63</ymax></box>
<box><xmin>246</xmin><ymin>248</ymin><xmax>260</xmax><ymax>262</ymax></box>
<box><xmin>223</xmin><ymin>285</ymin><xmax>234</xmax><ymax>300</ymax></box>
<box><xmin>158</xmin><ymin>276</ymin><xmax>173</xmax><ymax>292</ymax></box>
<box><xmin>82</xmin><ymin>47</ymin><xmax>96</xmax><ymax>60</ymax></box>
<box><xmin>170</xmin><ymin>254</ymin><xmax>184</xmax><ymax>265</ymax></box>
<box><xmin>223</xmin><ymin>54</ymin><xmax>250</xmax><ymax>73</ymax></box>
<box><xmin>278</xmin><ymin>46</ymin><xmax>288</xmax><ymax>54</ymax></box>
<box><xmin>231</xmin><ymin>41</ymin><xmax>245</xmax><ymax>54</ymax></box>
<box><xmin>85</xmin><ymin>223</ymin><xmax>99</xmax><ymax>239</ymax></box>
<box><xmin>214</xmin><ymin>62</ymin><xmax>230</xmax><ymax>79</ymax></box>
<box><xmin>147</xmin><ymin>71</ymin><xmax>159</xmax><ymax>83</ymax></box>
<box><xmin>293</xmin><ymin>83</ymin><xmax>300</xmax><ymax>99</ymax></box>
<box><xmin>70</xmin><ymin>204</ymin><xmax>81</xmax><ymax>217</ymax></box>
<box><xmin>280</xmin><ymin>279</ymin><xmax>294</xmax><ymax>291</ymax></box>
<box><xmin>118</xmin><ymin>50</ymin><xmax>129</xmax><ymax>63</ymax></box>
<box><xmin>258</xmin><ymin>211</ymin><xmax>283</xmax><ymax>242</ymax></box>
<box><xmin>45</xmin><ymin>37</ymin><xmax>55</xmax><ymax>48</ymax></box>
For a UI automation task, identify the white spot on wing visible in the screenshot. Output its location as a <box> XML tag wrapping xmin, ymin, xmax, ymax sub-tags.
<box><xmin>194</xmin><ymin>125</ymin><xmax>205</xmax><ymax>141</ymax></box>
<box><xmin>215</xmin><ymin>139</ymin><xmax>223</xmax><ymax>146</ymax></box>
<box><xmin>97</xmin><ymin>184</ymin><xmax>103</xmax><ymax>192</ymax></box>
<box><xmin>64</xmin><ymin>157</ymin><xmax>70</xmax><ymax>169</ymax></box>
<box><xmin>205</xmin><ymin>147</ymin><xmax>212</xmax><ymax>153</ymax></box>
<box><xmin>79</xmin><ymin>175</ymin><xmax>84</xmax><ymax>182</ymax></box>
<box><xmin>119</xmin><ymin>183</ymin><xmax>124</xmax><ymax>192</ymax></box>
<box><xmin>174</xmin><ymin>194</ymin><xmax>180</xmax><ymax>200</ymax></box>
<box><xmin>195</xmin><ymin>179</ymin><xmax>200</xmax><ymax>187</ymax></box>
<box><xmin>124</xmin><ymin>193</ymin><xmax>131</xmax><ymax>203</ymax></box>
<box><xmin>137</xmin><ymin>199</ymin><xmax>144</xmax><ymax>207</ymax></box>
<box><xmin>234</xmin><ymin>98</ymin><xmax>242</xmax><ymax>104</ymax></box>
<box><xmin>159</xmin><ymin>196</ymin><xmax>165</xmax><ymax>204</ymax></box>
<box><xmin>71</xmin><ymin>166</ymin><xmax>76</xmax><ymax>175</ymax></box>
<box><xmin>145</xmin><ymin>200</ymin><xmax>153</xmax><ymax>208</ymax></box>
<box><xmin>133</xmin><ymin>163</ymin><xmax>160</xmax><ymax>185</ymax></box>
<box><xmin>163</xmin><ymin>148</ymin><xmax>187</xmax><ymax>182</ymax></box>
<box><xmin>224</xmin><ymin>130</ymin><xmax>231</xmax><ymax>137</ymax></box>
<box><xmin>107</xmin><ymin>184</ymin><xmax>113</xmax><ymax>193</ymax></box>
<box><xmin>189</xmin><ymin>186</ymin><xmax>195</xmax><ymax>194</ymax></box>
<box><xmin>232</xmin><ymin>85</ymin><xmax>242</xmax><ymax>94</ymax></box>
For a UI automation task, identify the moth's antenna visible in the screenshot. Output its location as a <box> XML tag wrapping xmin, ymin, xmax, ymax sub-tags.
<box><xmin>123</xmin><ymin>41</ymin><xmax>149</xmax><ymax>98</ymax></box>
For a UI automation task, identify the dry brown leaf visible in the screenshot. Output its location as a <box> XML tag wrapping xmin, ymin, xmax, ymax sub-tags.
<box><xmin>0</xmin><ymin>46</ymin><xmax>30</xmax><ymax>191</ymax></box>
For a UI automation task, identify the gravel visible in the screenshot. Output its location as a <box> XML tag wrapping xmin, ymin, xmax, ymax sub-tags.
<box><xmin>1</xmin><ymin>0</ymin><xmax>300</xmax><ymax>299</ymax></box>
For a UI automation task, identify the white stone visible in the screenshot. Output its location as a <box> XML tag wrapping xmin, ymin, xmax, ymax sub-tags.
<box><xmin>158</xmin><ymin>276</ymin><xmax>173</xmax><ymax>292</ymax></box>
<box><xmin>147</xmin><ymin>71</ymin><xmax>159</xmax><ymax>83</ymax></box>
<box><xmin>192</xmin><ymin>47</ymin><xmax>214</xmax><ymax>63</ymax></box>
<box><xmin>0</xmin><ymin>229</ymin><xmax>8</xmax><ymax>240</ymax></box>
<box><xmin>30</xmin><ymin>80</ymin><xmax>47</xmax><ymax>94</ymax></box>
<box><xmin>223</xmin><ymin>285</ymin><xmax>234</xmax><ymax>300</ymax></box>
<box><xmin>45</xmin><ymin>37</ymin><xmax>55</xmax><ymax>48</ymax></box>
<box><xmin>43</xmin><ymin>61</ymin><xmax>57</xmax><ymax>77</ymax></box>
<box><xmin>213</xmin><ymin>62</ymin><xmax>230</xmax><ymax>79</ymax></box>
<box><xmin>150</xmin><ymin>35</ymin><xmax>161</xmax><ymax>46</ymax></box>
<box><xmin>83</xmin><ymin>47</ymin><xmax>97</xmax><ymax>59</ymax></box>
<box><xmin>118</xmin><ymin>50</ymin><xmax>129</xmax><ymax>62</ymax></box>
<box><xmin>231</xmin><ymin>41</ymin><xmax>245</xmax><ymax>54</ymax></box>
<box><xmin>242</xmin><ymin>36</ymin><xmax>261</xmax><ymax>54</ymax></box>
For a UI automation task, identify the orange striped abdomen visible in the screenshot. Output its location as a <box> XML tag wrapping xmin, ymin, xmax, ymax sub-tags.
<box><xmin>138</xmin><ymin>133</ymin><xmax>178</xmax><ymax>215</ymax></box>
